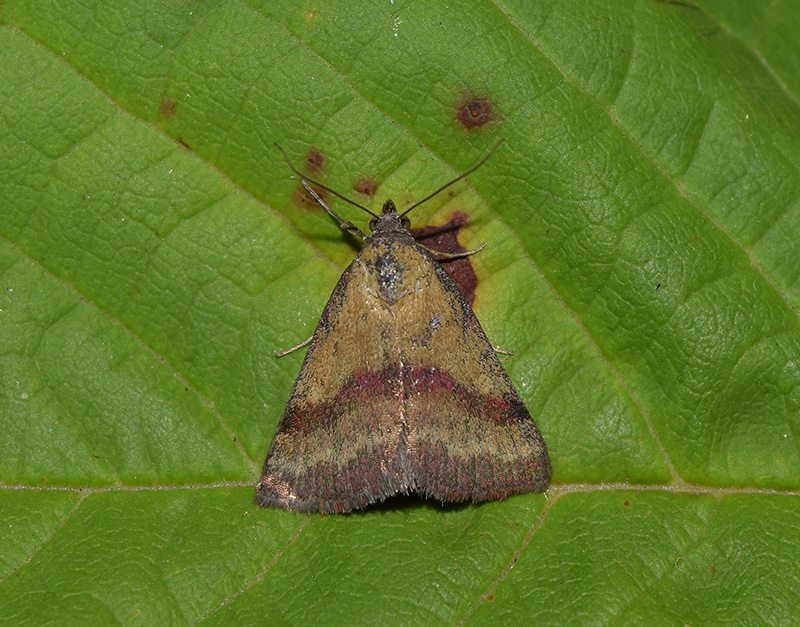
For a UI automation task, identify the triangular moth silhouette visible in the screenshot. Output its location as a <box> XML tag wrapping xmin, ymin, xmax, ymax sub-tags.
<box><xmin>256</xmin><ymin>144</ymin><xmax>550</xmax><ymax>514</ymax></box>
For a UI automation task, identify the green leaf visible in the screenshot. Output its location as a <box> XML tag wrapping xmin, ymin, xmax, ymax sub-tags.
<box><xmin>1</xmin><ymin>0</ymin><xmax>799</xmax><ymax>624</ymax></box>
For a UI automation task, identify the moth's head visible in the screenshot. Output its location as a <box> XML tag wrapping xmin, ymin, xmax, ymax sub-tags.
<box><xmin>368</xmin><ymin>199</ymin><xmax>411</xmax><ymax>234</ymax></box>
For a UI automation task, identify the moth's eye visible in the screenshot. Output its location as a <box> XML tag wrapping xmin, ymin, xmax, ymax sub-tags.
<box><xmin>368</xmin><ymin>217</ymin><xmax>378</xmax><ymax>231</ymax></box>
<box><xmin>401</xmin><ymin>216</ymin><xmax>411</xmax><ymax>230</ymax></box>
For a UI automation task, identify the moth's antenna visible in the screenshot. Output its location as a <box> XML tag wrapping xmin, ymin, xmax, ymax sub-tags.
<box><xmin>400</xmin><ymin>139</ymin><xmax>504</xmax><ymax>218</ymax></box>
<box><xmin>275</xmin><ymin>144</ymin><xmax>379</xmax><ymax>218</ymax></box>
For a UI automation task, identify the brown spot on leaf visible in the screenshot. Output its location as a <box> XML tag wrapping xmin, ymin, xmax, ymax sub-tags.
<box><xmin>411</xmin><ymin>211</ymin><xmax>478</xmax><ymax>305</ymax></box>
<box><xmin>486</xmin><ymin>595</ymin><xmax>495</xmax><ymax>602</ymax></box>
<box><xmin>353</xmin><ymin>177</ymin><xmax>378</xmax><ymax>197</ymax></box>
<box><xmin>293</xmin><ymin>184</ymin><xmax>328</xmax><ymax>210</ymax></box>
<box><xmin>710</xmin><ymin>565</ymin><xmax>717</xmax><ymax>575</ymax></box>
<box><xmin>306</xmin><ymin>149</ymin><xmax>325</xmax><ymax>172</ymax></box>
<box><xmin>623</xmin><ymin>500</ymin><xmax>630</xmax><ymax>507</ymax></box>
<box><xmin>158</xmin><ymin>96</ymin><xmax>178</xmax><ymax>119</ymax></box>
<box><xmin>457</xmin><ymin>97</ymin><xmax>493</xmax><ymax>129</ymax></box>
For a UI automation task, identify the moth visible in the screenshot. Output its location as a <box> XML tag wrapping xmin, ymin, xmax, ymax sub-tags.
<box><xmin>256</xmin><ymin>143</ymin><xmax>550</xmax><ymax>513</ymax></box>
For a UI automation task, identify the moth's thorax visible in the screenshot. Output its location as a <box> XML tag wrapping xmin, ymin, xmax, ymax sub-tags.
<box><xmin>361</xmin><ymin>199</ymin><xmax>421</xmax><ymax>308</ymax></box>
<box><xmin>360</xmin><ymin>236</ymin><xmax>419</xmax><ymax>306</ymax></box>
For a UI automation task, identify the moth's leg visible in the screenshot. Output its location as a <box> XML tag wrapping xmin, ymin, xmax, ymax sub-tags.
<box><xmin>275</xmin><ymin>143</ymin><xmax>369</xmax><ymax>240</ymax></box>
<box><xmin>422</xmin><ymin>241</ymin><xmax>486</xmax><ymax>259</ymax></box>
<box><xmin>275</xmin><ymin>336</ymin><xmax>313</xmax><ymax>358</ymax></box>
<box><xmin>301</xmin><ymin>182</ymin><xmax>367</xmax><ymax>241</ymax></box>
